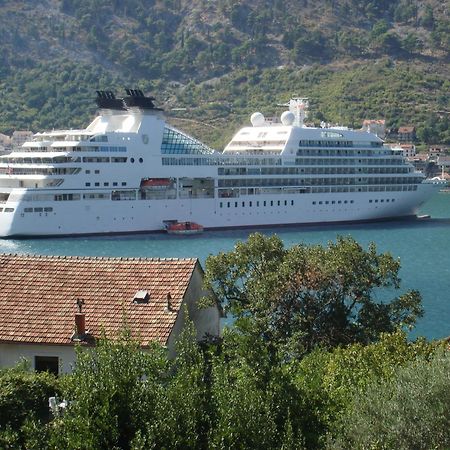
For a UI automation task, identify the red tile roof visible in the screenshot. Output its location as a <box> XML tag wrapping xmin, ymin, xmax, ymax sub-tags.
<box><xmin>0</xmin><ymin>254</ymin><xmax>199</xmax><ymax>347</ymax></box>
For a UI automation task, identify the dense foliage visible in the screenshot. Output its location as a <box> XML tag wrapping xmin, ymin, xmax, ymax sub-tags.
<box><xmin>0</xmin><ymin>0</ymin><xmax>449</xmax><ymax>146</ymax></box>
<box><xmin>1</xmin><ymin>329</ymin><xmax>446</xmax><ymax>449</ymax></box>
<box><xmin>203</xmin><ymin>234</ymin><xmax>423</xmax><ymax>357</ymax></box>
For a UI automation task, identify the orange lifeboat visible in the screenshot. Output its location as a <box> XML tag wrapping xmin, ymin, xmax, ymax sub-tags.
<box><xmin>140</xmin><ymin>178</ymin><xmax>172</xmax><ymax>188</ymax></box>
<box><xmin>165</xmin><ymin>221</ymin><xmax>204</xmax><ymax>235</ymax></box>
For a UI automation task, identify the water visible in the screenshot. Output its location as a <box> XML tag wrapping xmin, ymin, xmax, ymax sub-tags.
<box><xmin>1</xmin><ymin>194</ymin><xmax>450</xmax><ymax>340</ymax></box>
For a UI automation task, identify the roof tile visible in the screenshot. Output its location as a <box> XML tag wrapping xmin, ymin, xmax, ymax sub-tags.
<box><xmin>0</xmin><ymin>254</ymin><xmax>198</xmax><ymax>346</ymax></box>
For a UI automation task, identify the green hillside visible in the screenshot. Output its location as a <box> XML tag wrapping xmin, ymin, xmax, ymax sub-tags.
<box><xmin>0</xmin><ymin>0</ymin><xmax>449</xmax><ymax>148</ymax></box>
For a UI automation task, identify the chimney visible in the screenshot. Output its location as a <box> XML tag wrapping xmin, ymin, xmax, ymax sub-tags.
<box><xmin>165</xmin><ymin>292</ymin><xmax>173</xmax><ymax>312</ymax></box>
<box><xmin>73</xmin><ymin>298</ymin><xmax>86</xmax><ymax>338</ymax></box>
<box><xmin>75</xmin><ymin>312</ymin><xmax>85</xmax><ymax>336</ymax></box>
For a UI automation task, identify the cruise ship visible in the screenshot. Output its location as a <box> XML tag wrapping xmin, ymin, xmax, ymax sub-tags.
<box><xmin>0</xmin><ymin>90</ymin><xmax>443</xmax><ymax>237</ymax></box>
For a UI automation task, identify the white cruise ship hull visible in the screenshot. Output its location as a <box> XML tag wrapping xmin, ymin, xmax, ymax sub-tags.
<box><xmin>0</xmin><ymin>183</ymin><xmax>439</xmax><ymax>238</ymax></box>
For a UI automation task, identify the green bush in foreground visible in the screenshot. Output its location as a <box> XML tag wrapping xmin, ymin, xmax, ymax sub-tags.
<box><xmin>329</xmin><ymin>350</ymin><xmax>450</xmax><ymax>450</ymax></box>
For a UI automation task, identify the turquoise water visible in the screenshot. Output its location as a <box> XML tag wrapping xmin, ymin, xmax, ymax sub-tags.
<box><xmin>1</xmin><ymin>194</ymin><xmax>450</xmax><ymax>340</ymax></box>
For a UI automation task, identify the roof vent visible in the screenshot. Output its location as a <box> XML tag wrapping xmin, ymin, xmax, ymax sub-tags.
<box><xmin>133</xmin><ymin>290</ymin><xmax>150</xmax><ymax>304</ymax></box>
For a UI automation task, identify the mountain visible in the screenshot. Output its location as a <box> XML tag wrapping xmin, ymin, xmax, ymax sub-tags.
<box><xmin>0</xmin><ymin>0</ymin><xmax>449</xmax><ymax>148</ymax></box>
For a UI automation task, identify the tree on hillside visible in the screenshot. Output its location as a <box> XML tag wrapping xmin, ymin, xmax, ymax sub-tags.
<box><xmin>203</xmin><ymin>234</ymin><xmax>423</xmax><ymax>357</ymax></box>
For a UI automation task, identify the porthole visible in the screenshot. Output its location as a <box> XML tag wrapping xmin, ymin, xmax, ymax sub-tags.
<box><xmin>130</xmin><ymin>158</ymin><xmax>135</xmax><ymax>163</ymax></box>
<box><xmin>139</xmin><ymin>158</ymin><xmax>143</xmax><ymax>163</ymax></box>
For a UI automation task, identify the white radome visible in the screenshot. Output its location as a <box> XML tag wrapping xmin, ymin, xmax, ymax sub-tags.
<box><xmin>250</xmin><ymin>112</ymin><xmax>265</xmax><ymax>127</ymax></box>
<box><xmin>281</xmin><ymin>110</ymin><xmax>295</xmax><ymax>126</ymax></box>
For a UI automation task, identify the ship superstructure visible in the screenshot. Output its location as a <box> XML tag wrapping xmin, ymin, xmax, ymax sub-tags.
<box><xmin>0</xmin><ymin>91</ymin><xmax>443</xmax><ymax>237</ymax></box>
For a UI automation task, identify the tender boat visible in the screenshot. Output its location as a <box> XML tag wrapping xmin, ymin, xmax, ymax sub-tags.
<box><xmin>165</xmin><ymin>221</ymin><xmax>204</xmax><ymax>235</ymax></box>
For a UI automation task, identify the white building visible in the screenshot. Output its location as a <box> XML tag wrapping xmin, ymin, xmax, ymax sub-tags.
<box><xmin>0</xmin><ymin>254</ymin><xmax>222</xmax><ymax>374</ymax></box>
<box><xmin>362</xmin><ymin>120</ymin><xmax>386</xmax><ymax>139</ymax></box>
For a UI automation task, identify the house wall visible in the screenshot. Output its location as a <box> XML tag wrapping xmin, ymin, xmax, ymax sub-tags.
<box><xmin>166</xmin><ymin>265</ymin><xmax>221</xmax><ymax>357</ymax></box>
<box><xmin>0</xmin><ymin>343</ymin><xmax>76</xmax><ymax>374</ymax></box>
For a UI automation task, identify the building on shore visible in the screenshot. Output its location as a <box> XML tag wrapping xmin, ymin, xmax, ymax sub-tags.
<box><xmin>362</xmin><ymin>119</ymin><xmax>386</xmax><ymax>139</ymax></box>
<box><xmin>0</xmin><ymin>254</ymin><xmax>222</xmax><ymax>374</ymax></box>
<box><xmin>397</xmin><ymin>126</ymin><xmax>416</xmax><ymax>143</ymax></box>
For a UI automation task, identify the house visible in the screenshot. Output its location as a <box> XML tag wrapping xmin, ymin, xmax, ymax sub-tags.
<box><xmin>399</xmin><ymin>144</ymin><xmax>416</xmax><ymax>158</ymax></box>
<box><xmin>0</xmin><ymin>254</ymin><xmax>222</xmax><ymax>374</ymax></box>
<box><xmin>362</xmin><ymin>119</ymin><xmax>386</xmax><ymax>139</ymax></box>
<box><xmin>397</xmin><ymin>126</ymin><xmax>416</xmax><ymax>143</ymax></box>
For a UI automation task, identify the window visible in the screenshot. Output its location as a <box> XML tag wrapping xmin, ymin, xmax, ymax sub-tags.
<box><xmin>139</xmin><ymin>158</ymin><xmax>143</xmax><ymax>163</ymax></box>
<box><xmin>104</xmin><ymin>182</ymin><xmax>109</xmax><ymax>187</ymax></box>
<box><xmin>85</xmin><ymin>170</ymin><xmax>90</xmax><ymax>174</ymax></box>
<box><xmin>121</xmin><ymin>182</ymin><xmax>127</xmax><ymax>186</ymax></box>
<box><xmin>85</xmin><ymin>183</ymin><xmax>91</xmax><ymax>187</ymax></box>
<box><xmin>35</xmin><ymin>356</ymin><xmax>59</xmax><ymax>375</ymax></box>
<box><xmin>113</xmin><ymin>182</ymin><xmax>118</xmax><ymax>186</ymax></box>
<box><xmin>94</xmin><ymin>182</ymin><xmax>100</xmax><ymax>187</ymax></box>
<box><xmin>130</xmin><ymin>158</ymin><xmax>135</xmax><ymax>163</ymax></box>
<box><xmin>94</xmin><ymin>170</ymin><xmax>100</xmax><ymax>174</ymax></box>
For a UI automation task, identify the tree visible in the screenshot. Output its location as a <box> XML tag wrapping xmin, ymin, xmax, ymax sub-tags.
<box><xmin>203</xmin><ymin>234</ymin><xmax>423</xmax><ymax>357</ymax></box>
<box><xmin>330</xmin><ymin>350</ymin><xmax>450</xmax><ymax>449</ymax></box>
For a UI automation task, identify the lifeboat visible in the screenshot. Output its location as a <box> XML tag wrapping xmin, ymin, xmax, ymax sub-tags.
<box><xmin>140</xmin><ymin>178</ymin><xmax>172</xmax><ymax>188</ymax></box>
<box><xmin>165</xmin><ymin>221</ymin><xmax>204</xmax><ymax>235</ymax></box>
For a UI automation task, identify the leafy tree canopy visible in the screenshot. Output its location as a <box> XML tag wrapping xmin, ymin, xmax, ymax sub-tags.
<box><xmin>204</xmin><ymin>233</ymin><xmax>423</xmax><ymax>356</ymax></box>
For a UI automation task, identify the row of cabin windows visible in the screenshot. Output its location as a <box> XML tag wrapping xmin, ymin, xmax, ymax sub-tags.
<box><xmin>85</xmin><ymin>182</ymin><xmax>127</xmax><ymax>187</ymax></box>
<box><xmin>218</xmin><ymin>177</ymin><xmax>421</xmax><ymax>188</ymax></box>
<box><xmin>23</xmin><ymin>207</ymin><xmax>53</xmax><ymax>213</ymax></box>
<box><xmin>218</xmin><ymin>166</ymin><xmax>411</xmax><ymax>176</ymax></box>
<box><xmin>369</xmin><ymin>199</ymin><xmax>396</xmax><ymax>203</ymax></box>
<box><xmin>220</xmin><ymin>199</ymin><xmax>295</xmax><ymax>208</ymax></box>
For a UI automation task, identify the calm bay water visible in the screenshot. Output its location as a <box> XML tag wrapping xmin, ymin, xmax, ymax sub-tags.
<box><xmin>1</xmin><ymin>193</ymin><xmax>450</xmax><ymax>340</ymax></box>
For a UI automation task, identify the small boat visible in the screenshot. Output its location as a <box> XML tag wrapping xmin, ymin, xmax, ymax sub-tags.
<box><xmin>165</xmin><ymin>221</ymin><xmax>204</xmax><ymax>235</ymax></box>
<box><xmin>140</xmin><ymin>178</ymin><xmax>172</xmax><ymax>188</ymax></box>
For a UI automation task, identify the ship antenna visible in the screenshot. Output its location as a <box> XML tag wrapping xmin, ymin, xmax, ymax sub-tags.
<box><xmin>277</xmin><ymin>97</ymin><xmax>309</xmax><ymax>127</ymax></box>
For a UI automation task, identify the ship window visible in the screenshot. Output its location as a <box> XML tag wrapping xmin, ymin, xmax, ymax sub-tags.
<box><xmin>338</xmin><ymin>200</ymin><xmax>342</xmax><ymax>204</ymax></box>
<box><xmin>220</xmin><ymin>202</ymin><xmax>223</xmax><ymax>208</ymax></box>
<box><xmin>227</xmin><ymin>202</ymin><xmax>230</xmax><ymax>208</ymax></box>
<box><xmin>277</xmin><ymin>201</ymin><xmax>280</xmax><ymax>206</ymax></box>
<box><xmin>111</xmin><ymin>157</ymin><xmax>127</xmax><ymax>163</ymax></box>
<box><xmin>104</xmin><ymin>182</ymin><xmax>109</xmax><ymax>187</ymax></box>
<box><xmin>4</xmin><ymin>208</ymin><xmax>14</xmax><ymax>212</ymax></box>
<box><xmin>291</xmin><ymin>200</ymin><xmax>294</xmax><ymax>206</ymax></box>
<box><xmin>392</xmin><ymin>199</ymin><xmax>395</xmax><ymax>202</ymax></box>
<box><xmin>24</xmin><ymin>207</ymin><xmax>33</xmax><ymax>212</ymax></box>
<box><xmin>95</xmin><ymin>182</ymin><xmax>100</xmax><ymax>187</ymax></box>
<box><xmin>34</xmin><ymin>207</ymin><xmax>43</xmax><ymax>212</ymax></box>
<box><xmin>256</xmin><ymin>201</ymin><xmax>259</xmax><ymax>206</ymax></box>
<box><xmin>325</xmin><ymin>201</ymin><xmax>329</xmax><ymax>205</ymax></box>
<box><xmin>122</xmin><ymin>182</ymin><xmax>127</xmax><ymax>186</ymax></box>
<box><xmin>375</xmin><ymin>199</ymin><xmax>378</xmax><ymax>203</ymax></box>
<box><xmin>270</xmin><ymin>201</ymin><xmax>273</xmax><ymax>206</ymax></box>
<box><xmin>235</xmin><ymin>202</ymin><xmax>238</xmax><ymax>207</ymax></box>
<box><xmin>313</xmin><ymin>201</ymin><xmax>316</xmax><ymax>205</ymax></box>
<box><xmin>85</xmin><ymin>183</ymin><xmax>91</xmax><ymax>187</ymax></box>
<box><xmin>139</xmin><ymin>158</ymin><xmax>143</xmax><ymax>163</ymax></box>
<box><xmin>113</xmin><ymin>182</ymin><xmax>118</xmax><ymax>186</ymax></box>
<box><xmin>319</xmin><ymin>201</ymin><xmax>323</xmax><ymax>205</ymax></box>
<box><xmin>369</xmin><ymin>199</ymin><xmax>373</xmax><ymax>203</ymax></box>
<box><xmin>94</xmin><ymin>170</ymin><xmax>100</xmax><ymax>174</ymax></box>
<box><xmin>130</xmin><ymin>158</ymin><xmax>135</xmax><ymax>163</ymax></box>
<box><xmin>86</xmin><ymin>170</ymin><xmax>90</xmax><ymax>174</ymax></box>
<box><xmin>381</xmin><ymin>199</ymin><xmax>384</xmax><ymax>202</ymax></box>
<box><xmin>44</xmin><ymin>207</ymin><xmax>53</xmax><ymax>212</ymax></box>
<box><xmin>344</xmin><ymin>200</ymin><xmax>348</xmax><ymax>204</ymax></box>
<box><xmin>386</xmin><ymin>199</ymin><xmax>390</xmax><ymax>202</ymax></box>
<box><xmin>350</xmin><ymin>200</ymin><xmax>354</xmax><ymax>203</ymax></box>
<box><xmin>242</xmin><ymin>202</ymin><xmax>245</xmax><ymax>207</ymax></box>
<box><xmin>263</xmin><ymin>201</ymin><xmax>266</xmax><ymax>206</ymax></box>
